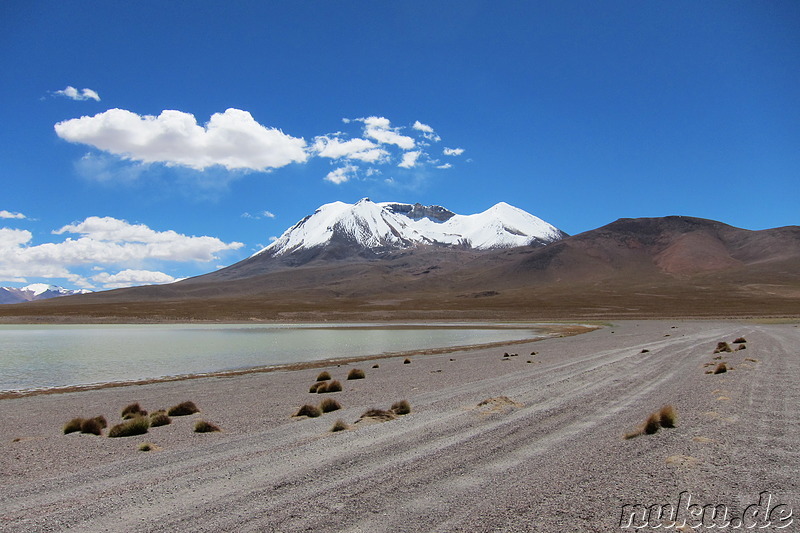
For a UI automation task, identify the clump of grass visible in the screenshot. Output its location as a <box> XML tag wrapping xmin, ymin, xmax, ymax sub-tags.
<box><xmin>314</xmin><ymin>382</ymin><xmax>328</xmax><ymax>393</ymax></box>
<box><xmin>658</xmin><ymin>405</ymin><xmax>678</xmax><ymax>428</ymax></box>
<box><xmin>744</xmin><ymin>358</ymin><xmax>759</xmax><ymax>363</ymax></box>
<box><xmin>643</xmin><ymin>413</ymin><xmax>661</xmax><ymax>435</ymax></box>
<box><xmin>320</xmin><ymin>398</ymin><xmax>341</xmax><ymax>413</ymax></box>
<box><xmin>80</xmin><ymin>417</ymin><xmax>104</xmax><ymax>436</ymax></box>
<box><xmin>295</xmin><ymin>404</ymin><xmax>322</xmax><ymax>418</ymax></box>
<box><xmin>121</xmin><ymin>402</ymin><xmax>147</xmax><ymax>419</ymax></box>
<box><xmin>64</xmin><ymin>417</ymin><xmax>85</xmax><ymax>434</ymax></box>
<box><xmin>92</xmin><ymin>415</ymin><xmax>108</xmax><ymax>429</ymax></box>
<box><xmin>108</xmin><ymin>416</ymin><xmax>150</xmax><ymax>438</ymax></box>
<box><xmin>138</xmin><ymin>442</ymin><xmax>155</xmax><ymax>452</ymax></box>
<box><xmin>347</xmin><ymin>368</ymin><xmax>366</xmax><ymax>380</ymax></box>
<box><xmin>713</xmin><ymin>362</ymin><xmax>728</xmax><ymax>374</ymax></box>
<box><xmin>330</xmin><ymin>419</ymin><xmax>348</xmax><ymax>432</ymax></box>
<box><xmin>309</xmin><ymin>382</ymin><xmax>323</xmax><ymax>393</ymax></box>
<box><xmin>194</xmin><ymin>420</ymin><xmax>221</xmax><ymax>433</ymax></box>
<box><xmin>736</xmin><ymin>344</ymin><xmax>747</xmax><ymax>351</ymax></box>
<box><xmin>503</xmin><ymin>353</ymin><xmax>510</xmax><ymax>358</ymax></box>
<box><xmin>316</xmin><ymin>371</ymin><xmax>331</xmax><ymax>381</ymax></box>
<box><xmin>390</xmin><ymin>400</ymin><xmax>411</xmax><ymax>415</ymax></box>
<box><xmin>167</xmin><ymin>401</ymin><xmax>199</xmax><ymax>416</ymax></box>
<box><xmin>713</xmin><ymin>342</ymin><xmax>732</xmax><ymax>354</ymax></box>
<box><xmin>150</xmin><ymin>411</ymin><xmax>172</xmax><ymax>427</ymax></box>
<box><xmin>360</xmin><ymin>409</ymin><xmax>396</xmax><ymax>422</ymax></box>
<box><xmin>733</xmin><ymin>337</ymin><xmax>747</xmax><ymax>344</ymax></box>
<box><xmin>403</xmin><ymin>358</ymin><xmax>411</xmax><ymax>364</ymax></box>
<box><xmin>640</xmin><ymin>349</ymin><xmax>650</xmax><ymax>353</ymax></box>
<box><xmin>530</xmin><ymin>351</ymin><xmax>538</xmax><ymax>356</ymax></box>
<box><xmin>318</xmin><ymin>380</ymin><xmax>342</xmax><ymax>393</ymax></box>
<box><xmin>372</xmin><ymin>364</ymin><xmax>379</xmax><ymax>369</ymax></box>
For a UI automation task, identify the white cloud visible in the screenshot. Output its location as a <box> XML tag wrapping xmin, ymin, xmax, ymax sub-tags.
<box><xmin>0</xmin><ymin>210</ymin><xmax>26</xmax><ymax>219</ymax></box>
<box><xmin>242</xmin><ymin>210</ymin><xmax>276</xmax><ymax>220</ymax></box>
<box><xmin>55</xmin><ymin>108</ymin><xmax>308</xmax><ymax>171</ymax></box>
<box><xmin>359</xmin><ymin>116</ymin><xmax>416</xmax><ymax>150</ymax></box>
<box><xmin>436</xmin><ymin>163</ymin><xmax>453</xmax><ymax>169</ymax></box>
<box><xmin>92</xmin><ymin>269</ymin><xmax>176</xmax><ymax>289</ymax></box>
<box><xmin>325</xmin><ymin>165</ymin><xmax>358</xmax><ymax>185</ymax></box>
<box><xmin>0</xmin><ymin>216</ymin><xmax>243</xmax><ymax>285</ymax></box>
<box><xmin>54</xmin><ymin>86</ymin><xmax>101</xmax><ymax>101</ymax></box>
<box><xmin>398</xmin><ymin>151</ymin><xmax>422</xmax><ymax>169</ymax></box>
<box><xmin>413</xmin><ymin>121</ymin><xmax>441</xmax><ymax>142</ymax></box>
<box><xmin>443</xmin><ymin>147</ymin><xmax>465</xmax><ymax>156</ymax></box>
<box><xmin>312</xmin><ymin>135</ymin><xmax>388</xmax><ymax>163</ymax></box>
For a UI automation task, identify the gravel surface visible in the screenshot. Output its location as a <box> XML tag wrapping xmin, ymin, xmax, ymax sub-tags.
<box><xmin>1</xmin><ymin>320</ymin><xmax>798</xmax><ymax>532</ymax></box>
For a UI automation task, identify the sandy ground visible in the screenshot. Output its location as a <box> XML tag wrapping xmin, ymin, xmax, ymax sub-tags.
<box><xmin>1</xmin><ymin>320</ymin><xmax>798</xmax><ymax>532</ymax></box>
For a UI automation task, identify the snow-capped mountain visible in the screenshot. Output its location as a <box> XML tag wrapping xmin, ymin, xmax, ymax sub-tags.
<box><xmin>0</xmin><ymin>284</ymin><xmax>92</xmax><ymax>305</ymax></box>
<box><xmin>255</xmin><ymin>198</ymin><xmax>566</xmax><ymax>259</ymax></box>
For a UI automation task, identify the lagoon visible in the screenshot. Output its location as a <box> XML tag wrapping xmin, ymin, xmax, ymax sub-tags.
<box><xmin>0</xmin><ymin>323</ymin><xmax>546</xmax><ymax>393</ymax></box>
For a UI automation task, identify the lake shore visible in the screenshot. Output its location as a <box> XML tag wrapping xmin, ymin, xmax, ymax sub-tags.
<box><xmin>2</xmin><ymin>319</ymin><xmax>798</xmax><ymax>532</ymax></box>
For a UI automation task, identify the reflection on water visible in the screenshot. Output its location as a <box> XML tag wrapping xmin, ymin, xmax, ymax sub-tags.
<box><xmin>0</xmin><ymin>323</ymin><xmax>544</xmax><ymax>392</ymax></box>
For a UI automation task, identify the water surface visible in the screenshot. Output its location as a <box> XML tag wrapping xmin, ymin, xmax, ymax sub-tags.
<box><xmin>0</xmin><ymin>323</ymin><xmax>545</xmax><ymax>392</ymax></box>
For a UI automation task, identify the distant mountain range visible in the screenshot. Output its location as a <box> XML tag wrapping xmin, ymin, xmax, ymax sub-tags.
<box><xmin>0</xmin><ymin>284</ymin><xmax>91</xmax><ymax>305</ymax></box>
<box><xmin>0</xmin><ymin>202</ymin><xmax>797</xmax><ymax>320</ymax></box>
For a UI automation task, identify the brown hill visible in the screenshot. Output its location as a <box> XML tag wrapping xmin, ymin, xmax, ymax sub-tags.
<box><xmin>2</xmin><ymin>216</ymin><xmax>798</xmax><ymax>321</ymax></box>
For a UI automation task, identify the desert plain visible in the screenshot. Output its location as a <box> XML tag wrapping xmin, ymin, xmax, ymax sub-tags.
<box><xmin>1</xmin><ymin>319</ymin><xmax>798</xmax><ymax>532</ymax></box>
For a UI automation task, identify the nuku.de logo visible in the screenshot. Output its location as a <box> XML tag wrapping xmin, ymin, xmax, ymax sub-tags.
<box><xmin>619</xmin><ymin>491</ymin><xmax>793</xmax><ymax>529</ymax></box>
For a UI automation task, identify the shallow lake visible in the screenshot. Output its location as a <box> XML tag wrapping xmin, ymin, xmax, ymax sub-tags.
<box><xmin>0</xmin><ymin>323</ymin><xmax>546</xmax><ymax>392</ymax></box>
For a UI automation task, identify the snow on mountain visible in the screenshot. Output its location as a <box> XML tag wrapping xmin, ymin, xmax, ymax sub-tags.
<box><xmin>0</xmin><ymin>284</ymin><xmax>92</xmax><ymax>305</ymax></box>
<box><xmin>256</xmin><ymin>198</ymin><xmax>566</xmax><ymax>258</ymax></box>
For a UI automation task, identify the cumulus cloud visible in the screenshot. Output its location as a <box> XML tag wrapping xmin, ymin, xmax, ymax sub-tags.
<box><xmin>398</xmin><ymin>151</ymin><xmax>422</xmax><ymax>169</ymax></box>
<box><xmin>54</xmin><ymin>86</ymin><xmax>101</xmax><ymax>101</ymax></box>
<box><xmin>359</xmin><ymin>116</ymin><xmax>416</xmax><ymax>150</ymax></box>
<box><xmin>242</xmin><ymin>210</ymin><xmax>276</xmax><ymax>220</ymax></box>
<box><xmin>92</xmin><ymin>269</ymin><xmax>176</xmax><ymax>289</ymax></box>
<box><xmin>0</xmin><ymin>217</ymin><xmax>243</xmax><ymax>286</ymax></box>
<box><xmin>325</xmin><ymin>165</ymin><xmax>358</xmax><ymax>185</ymax></box>
<box><xmin>55</xmin><ymin>108</ymin><xmax>308</xmax><ymax>171</ymax></box>
<box><xmin>412</xmin><ymin>121</ymin><xmax>441</xmax><ymax>142</ymax></box>
<box><xmin>311</xmin><ymin>135</ymin><xmax>388</xmax><ymax>163</ymax></box>
<box><xmin>0</xmin><ymin>210</ymin><xmax>26</xmax><ymax>219</ymax></box>
<box><xmin>443</xmin><ymin>147</ymin><xmax>465</xmax><ymax>156</ymax></box>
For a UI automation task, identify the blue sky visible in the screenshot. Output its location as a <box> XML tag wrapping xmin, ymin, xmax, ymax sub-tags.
<box><xmin>1</xmin><ymin>1</ymin><xmax>798</xmax><ymax>290</ymax></box>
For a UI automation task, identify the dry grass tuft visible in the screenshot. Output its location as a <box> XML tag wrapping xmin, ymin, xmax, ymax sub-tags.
<box><xmin>372</xmin><ymin>364</ymin><xmax>379</xmax><ymax>368</ymax></box>
<box><xmin>194</xmin><ymin>420</ymin><xmax>221</xmax><ymax>433</ymax></box>
<box><xmin>314</xmin><ymin>382</ymin><xmax>328</xmax><ymax>393</ymax></box>
<box><xmin>733</xmin><ymin>337</ymin><xmax>747</xmax><ymax>344</ymax></box>
<box><xmin>121</xmin><ymin>402</ymin><xmax>147</xmax><ymax>419</ymax></box>
<box><xmin>150</xmin><ymin>411</ymin><xmax>172</xmax><ymax>427</ymax></box>
<box><xmin>321</xmin><ymin>380</ymin><xmax>342</xmax><ymax>393</ymax></box>
<box><xmin>295</xmin><ymin>404</ymin><xmax>322</xmax><ymax>417</ymax></box>
<box><xmin>713</xmin><ymin>362</ymin><xmax>728</xmax><ymax>374</ymax></box>
<box><xmin>330</xmin><ymin>419</ymin><xmax>349</xmax><ymax>432</ymax></box>
<box><xmin>360</xmin><ymin>408</ymin><xmax>397</xmax><ymax>422</ymax></box>
<box><xmin>168</xmin><ymin>401</ymin><xmax>199</xmax><ymax>416</ymax></box>
<box><xmin>391</xmin><ymin>400</ymin><xmax>411</xmax><ymax>415</ymax></box>
<box><xmin>80</xmin><ymin>417</ymin><xmax>104</xmax><ymax>435</ymax></box>
<box><xmin>137</xmin><ymin>442</ymin><xmax>157</xmax><ymax>452</ymax></box>
<box><xmin>736</xmin><ymin>344</ymin><xmax>747</xmax><ymax>351</ymax></box>
<box><xmin>658</xmin><ymin>405</ymin><xmax>678</xmax><ymax>428</ymax></box>
<box><xmin>316</xmin><ymin>371</ymin><xmax>331</xmax><ymax>381</ymax></box>
<box><xmin>347</xmin><ymin>368</ymin><xmax>366</xmax><ymax>380</ymax></box>
<box><xmin>319</xmin><ymin>398</ymin><xmax>341</xmax><ymax>413</ymax></box>
<box><xmin>63</xmin><ymin>417</ymin><xmax>84</xmax><ymax>434</ymax></box>
<box><xmin>108</xmin><ymin>416</ymin><xmax>150</xmax><ymax>438</ymax></box>
<box><xmin>403</xmin><ymin>358</ymin><xmax>411</xmax><ymax>364</ymax></box>
<box><xmin>643</xmin><ymin>413</ymin><xmax>661</xmax><ymax>435</ymax></box>
<box><xmin>713</xmin><ymin>342</ymin><xmax>733</xmax><ymax>354</ymax></box>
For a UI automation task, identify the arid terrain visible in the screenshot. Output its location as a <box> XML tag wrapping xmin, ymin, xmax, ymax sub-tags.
<box><xmin>2</xmin><ymin>320</ymin><xmax>798</xmax><ymax>532</ymax></box>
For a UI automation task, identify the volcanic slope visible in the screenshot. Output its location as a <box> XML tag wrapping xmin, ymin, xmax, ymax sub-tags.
<box><xmin>1</xmin><ymin>216</ymin><xmax>798</xmax><ymax>321</ymax></box>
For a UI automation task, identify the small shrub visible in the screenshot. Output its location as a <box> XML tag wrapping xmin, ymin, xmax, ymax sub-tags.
<box><xmin>92</xmin><ymin>415</ymin><xmax>108</xmax><ymax>429</ymax></box>
<box><xmin>347</xmin><ymin>368</ymin><xmax>365</xmax><ymax>380</ymax></box>
<box><xmin>320</xmin><ymin>380</ymin><xmax>342</xmax><ymax>393</ymax></box>
<box><xmin>194</xmin><ymin>420</ymin><xmax>221</xmax><ymax>433</ymax></box>
<box><xmin>315</xmin><ymin>382</ymin><xmax>328</xmax><ymax>393</ymax></box>
<box><xmin>168</xmin><ymin>401</ymin><xmax>199</xmax><ymax>416</ymax></box>
<box><xmin>403</xmin><ymin>358</ymin><xmax>411</xmax><ymax>364</ymax></box>
<box><xmin>316</xmin><ymin>371</ymin><xmax>331</xmax><ymax>381</ymax></box>
<box><xmin>640</xmin><ymin>349</ymin><xmax>650</xmax><ymax>353</ymax></box>
<box><xmin>360</xmin><ymin>408</ymin><xmax>396</xmax><ymax>421</ymax></box>
<box><xmin>736</xmin><ymin>344</ymin><xmax>747</xmax><ymax>351</ymax></box>
<box><xmin>150</xmin><ymin>411</ymin><xmax>172</xmax><ymax>427</ymax></box>
<box><xmin>320</xmin><ymin>398</ymin><xmax>341</xmax><ymax>413</ymax></box>
<box><xmin>80</xmin><ymin>417</ymin><xmax>104</xmax><ymax>436</ymax></box>
<box><xmin>733</xmin><ymin>337</ymin><xmax>747</xmax><ymax>344</ymax></box>
<box><xmin>530</xmin><ymin>351</ymin><xmax>538</xmax><ymax>356</ymax></box>
<box><xmin>643</xmin><ymin>413</ymin><xmax>661</xmax><ymax>435</ymax></box>
<box><xmin>391</xmin><ymin>400</ymin><xmax>411</xmax><ymax>415</ymax></box>
<box><xmin>330</xmin><ymin>419</ymin><xmax>348</xmax><ymax>432</ymax></box>
<box><xmin>659</xmin><ymin>405</ymin><xmax>677</xmax><ymax>428</ymax></box>
<box><xmin>121</xmin><ymin>402</ymin><xmax>147</xmax><ymax>419</ymax></box>
<box><xmin>309</xmin><ymin>382</ymin><xmax>322</xmax><ymax>393</ymax></box>
<box><xmin>503</xmin><ymin>353</ymin><xmax>509</xmax><ymax>358</ymax></box>
<box><xmin>372</xmin><ymin>364</ymin><xmax>379</xmax><ymax>369</ymax></box>
<box><xmin>713</xmin><ymin>342</ymin><xmax>732</xmax><ymax>354</ymax></box>
<box><xmin>108</xmin><ymin>416</ymin><xmax>150</xmax><ymax>438</ymax></box>
<box><xmin>138</xmin><ymin>442</ymin><xmax>154</xmax><ymax>452</ymax></box>
<box><xmin>295</xmin><ymin>404</ymin><xmax>322</xmax><ymax>418</ymax></box>
<box><xmin>64</xmin><ymin>417</ymin><xmax>84</xmax><ymax>434</ymax></box>
<box><xmin>713</xmin><ymin>363</ymin><xmax>728</xmax><ymax>374</ymax></box>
